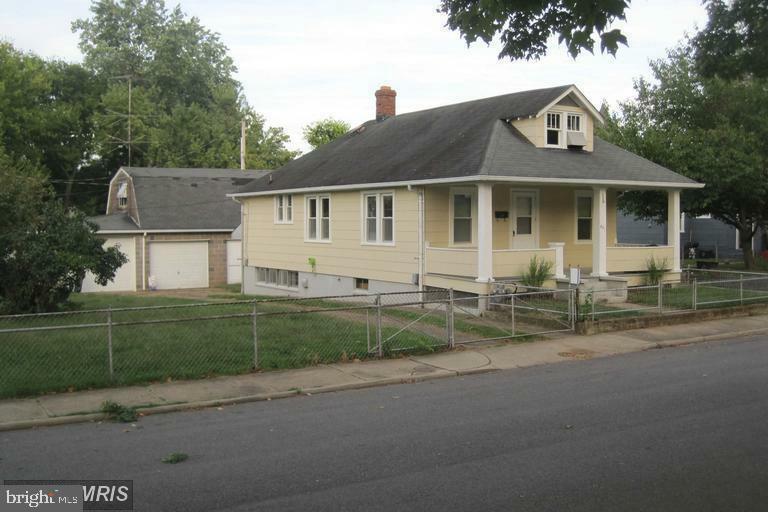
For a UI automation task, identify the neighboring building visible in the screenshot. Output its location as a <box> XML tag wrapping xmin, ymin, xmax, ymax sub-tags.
<box><xmin>618</xmin><ymin>212</ymin><xmax>764</xmax><ymax>261</ymax></box>
<box><xmin>82</xmin><ymin>167</ymin><xmax>267</xmax><ymax>292</ymax></box>
<box><xmin>230</xmin><ymin>85</ymin><xmax>702</xmax><ymax>298</ymax></box>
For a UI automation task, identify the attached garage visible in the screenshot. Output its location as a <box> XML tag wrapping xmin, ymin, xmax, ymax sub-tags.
<box><xmin>81</xmin><ymin>237</ymin><xmax>137</xmax><ymax>292</ymax></box>
<box><xmin>149</xmin><ymin>241</ymin><xmax>209</xmax><ymax>289</ymax></box>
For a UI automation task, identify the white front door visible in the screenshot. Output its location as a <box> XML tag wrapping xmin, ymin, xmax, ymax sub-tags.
<box><xmin>510</xmin><ymin>191</ymin><xmax>538</xmax><ymax>249</ymax></box>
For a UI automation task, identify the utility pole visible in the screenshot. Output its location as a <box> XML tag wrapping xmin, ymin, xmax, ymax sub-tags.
<box><xmin>240</xmin><ymin>119</ymin><xmax>246</xmax><ymax>170</ymax></box>
<box><xmin>127</xmin><ymin>76</ymin><xmax>132</xmax><ymax>168</ymax></box>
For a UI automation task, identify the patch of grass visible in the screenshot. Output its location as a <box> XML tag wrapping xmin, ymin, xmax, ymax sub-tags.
<box><xmin>0</xmin><ymin>297</ymin><xmax>442</xmax><ymax>398</ymax></box>
<box><xmin>161</xmin><ymin>452</ymin><xmax>188</xmax><ymax>464</ymax></box>
<box><xmin>101</xmin><ymin>400</ymin><xmax>138</xmax><ymax>422</ymax></box>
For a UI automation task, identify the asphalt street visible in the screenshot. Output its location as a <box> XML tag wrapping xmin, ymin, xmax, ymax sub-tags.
<box><xmin>2</xmin><ymin>335</ymin><xmax>768</xmax><ymax>511</ymax></box>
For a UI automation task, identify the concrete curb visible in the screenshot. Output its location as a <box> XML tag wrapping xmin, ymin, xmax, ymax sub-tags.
<box><xmin>1</xmin><ymin>328</ymin><xmax>764</xmax><ymax>433</ymax></box>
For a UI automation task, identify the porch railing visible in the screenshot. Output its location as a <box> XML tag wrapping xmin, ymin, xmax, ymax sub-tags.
<box><xmin>606</xmin><ymin>245</ymin><xmax>675</xmax><ymax>273</ymax></box>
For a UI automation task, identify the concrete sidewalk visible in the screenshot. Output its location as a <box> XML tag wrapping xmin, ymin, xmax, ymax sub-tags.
<box><xmin>2</xmin><ymin>314</ymin><xmax>767</xmax><ymax>432</ymax></box>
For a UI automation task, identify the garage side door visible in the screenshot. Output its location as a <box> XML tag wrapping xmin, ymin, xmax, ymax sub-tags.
<box><xmin>149</xmin><ymin>241</ymin><xmax>209</xmax><ymax>289</ymax></box>
<box><xmin>226</xmin><ymin>240</ymin><xmax>242</xmax><ymax>284</ymax></box>
<box><xmin>81</xmin><ymin>237</ymin><xmax>136</xmax><ymax>292</ymax></box>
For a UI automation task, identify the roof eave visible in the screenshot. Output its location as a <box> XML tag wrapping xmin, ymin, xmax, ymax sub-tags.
<box><xmin>228</xmin><ymin>175</ymin><xmax>703</xmax><ymax>198</ymax></box>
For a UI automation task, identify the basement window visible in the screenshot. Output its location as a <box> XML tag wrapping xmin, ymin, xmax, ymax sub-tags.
<box><xmin>256</xmin><ymin>267</ymin><xmax>298</xmax><ymax>289</ymax></box>
<box><xmin>354</xmin><ymin>278</ymin><xmax>369</xmax><ymax>290</ymax></box>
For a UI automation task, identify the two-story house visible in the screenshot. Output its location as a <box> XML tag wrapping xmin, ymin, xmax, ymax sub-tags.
<box><xmin>230</xmin><ymin>85</ymin><xmax>703</xmax><ymax>298</ymax></box>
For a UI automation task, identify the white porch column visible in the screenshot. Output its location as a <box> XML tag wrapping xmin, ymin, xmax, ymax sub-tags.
<box><xmin>591</xmin><ymin>187</ymin><xmax>608</xmax><ymax>277</ymax></box>
<box><xmin>476</xmin><ymin>183</ymin><xmax>493</xmax><ymax>283</ymax></box>
<box><xmin>548</xmin><ymin>242</ymin><xmax>566</xmax><ymax>279</ymax></box>
<box><xmin>668</xmin><ymin>189</ymin><xmax>681</xmax><ymax>272</ymax></box>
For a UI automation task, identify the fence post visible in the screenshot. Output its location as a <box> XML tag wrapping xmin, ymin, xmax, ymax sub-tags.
<box><xmin>366</xmin><ymin>308</ymin><xmax>371</xmax><ymax>353</ymax></box>
<box><xmin>575</xmin><ymin>287</ymin><xmax>581</xmax><ymax>323</ymax></box>
<box><xmin>591</xmin><ymin>291</ymin><xmax>596</xmax><ymax>321</ymax></box>
<box><xmin>252</xmin><ymin>300</ymin><xmax>258</xmax><ymax>369</ymax></box>
<box><xmin>692</xmin><ymin>279</ymin><xmax>698</xmax><ymax>310</ymax></box>
<box><xmin>657</xmin><ymin>283</ymin><xmax>663</xmax><ymax>314</ymax></box>
<box><xmin>446</xmin><ymin>288</ymin><xmax>455</xmax><ymax>348</ymax></box>
<box><xmin>376</xmin><ymin>294</ymin><xmax>383</xmax><ymax>358</ymax></box>
<box><xmin>107</xmin><ymin>306</ymin><xmax>114</xmax><ymax>381</ymax></box>
<box><xmin>510</xmin><ymin>293</ymin><xmax>516</xmax><ymax>336</ymax></box>
<box><xmin>739</xmin><ymin>273</ymin><xmax>744</xmax><ymax>305</ymax></box>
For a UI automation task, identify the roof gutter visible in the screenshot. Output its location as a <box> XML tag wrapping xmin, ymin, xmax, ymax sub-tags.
<box><xmin>228</xmin><ymin>174</ymin><xmax>704</xmax><ymax>199</ymax></box>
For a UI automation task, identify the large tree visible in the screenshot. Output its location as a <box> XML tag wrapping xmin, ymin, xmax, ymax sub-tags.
<box><xmin>303</xmin><ymin>118</ymin><xmax>350</xmax><ymax>149</ymax></box>
<box><xmin>598</xmin><ymin>48</ymin><xmax>768</xmax><ymax>268</ymax></box>
<box><xmin>71</xmin><ymin>0</ymin><xmax>297</xmax><ymax>205</ymax></box>
<box><xmin>438</xmin><ymin>0</ymin><xmax>630</xmax><ymax>61</ymax></box>
<box><xmin>0</xmin><ymin>43</ymin><xmax>104</xmax><ymax>209</ymax></box>
<box><xmin>0</xmin><ymin>149</ymin><xmax>127</xmax><ymax>313</ymax></box>
<box><xmin>693</xmin><ymin>0</ymin><xmax>768</xmax><ymax>80</ymax></box>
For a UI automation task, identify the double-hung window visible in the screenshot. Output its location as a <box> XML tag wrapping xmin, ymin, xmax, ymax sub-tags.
<box><xmin>117</xmin><ymin>182</ymin><xmax>128</xmax><ymax>209</ymax></box>
<box><xmin>451</xmin><ymin>188</ymin><xmax>474</xmax><ymax>245</ymax></box>
<box><xmin>566</xmin><ymin>113</ymin><xmax>582</xmax><ymax>132</ymax></box>
<box><xmin>575</xmin><ymin>191</ymin><xmax>593</xmax><ymax>242</ymax></box>
<box><xmin>306</xmin><ymin>195</ymin><xmax>331</xmax><ymax>242</ymax></box>
<box><xmin>275</xmin><ymin>194</ymin><xmax>293</xmax><ymax>223</ymax></box>
<box><xmin>546</xmin><ymin>112</ymin><xmax>561</xmax><ymax>146</ymax></box>
<box><xmin>363</xmin><ymin>192</ymin><xmax>394</xmax><ymax>244</ymax></box>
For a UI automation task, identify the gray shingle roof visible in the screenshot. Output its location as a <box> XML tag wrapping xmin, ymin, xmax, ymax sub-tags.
<box><xmin>91</xmin><ymin>167</ymin><xmax>268</xmax><ymax>232</ymax></box>
<box><xmin>88</xmin><ymin>212</ymin><xmax>138</xmax><ymax>231</ymax></box>
<box><xmin>235</xmin><ymin>85</ymin><xmax>697</xmax><ymax>195</ymax></box>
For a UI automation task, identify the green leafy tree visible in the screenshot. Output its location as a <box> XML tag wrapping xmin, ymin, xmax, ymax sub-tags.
<box><xmin>0</xmin><ymin>43</ymin><xmax>104</xmax><ymax>209</ymax></box>
<box><xmin>693</xmin><ymin>0</ymin><xmax>768</xmax><ymax>79</ymax></box>
<box><xmin>303</xmin><ymin>118</ymin><xmax>350</xmax><ymax>149</ymax></box>
<box><xmin>0</xmin><ymin>149</ymin><xmax>127</xmax><ymax>313</ymax></box>
<box><xmin>597</xmin><ymin>48</ymin><xmax>768</xmax><ymax>268</ymax></box>
<box><xmin>438</xmin><ymin>0</ymin><xmax>630</xmax><ymax>61</ymax></box>
<box><xmin>73</xmin><ymin>0</ymin><xmax>297</xmax><ymax>187</ymax></box>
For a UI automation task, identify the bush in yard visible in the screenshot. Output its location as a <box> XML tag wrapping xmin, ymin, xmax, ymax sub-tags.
<box><xmin>645</xmin><ymin>256</ymin><xmax>669</xmax><ymax>285</ymax></box>
<box><xmin>0</xmin><ymin>151</ymin><xmax>127</xmax><ymax>313</ymax></box>
<box><xmin>520</xmin><ymin>256</ymin><xmax>554</xmax><ymax>288</ymax></box>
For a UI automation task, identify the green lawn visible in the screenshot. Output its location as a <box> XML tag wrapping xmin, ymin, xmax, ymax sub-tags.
<box><xmin>624</xmin><ymin>282</ymin><xmax>768</xmax><ymax>310</ymax></box>
<box><xmin>0</xmin><ymin>293</ymin><xmax>444</xmax><ymax>399</ymax></box>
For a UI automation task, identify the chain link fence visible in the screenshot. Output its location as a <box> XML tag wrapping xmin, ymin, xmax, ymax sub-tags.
<box><xmin>2</xmin><ymin>289</ymin><xmax>576</xmax><ymax>400</ymax></box>
<box><xmin>581</xmin><ymin>268</ymin><xmax>768</xmax><ymax>320</ymax></box>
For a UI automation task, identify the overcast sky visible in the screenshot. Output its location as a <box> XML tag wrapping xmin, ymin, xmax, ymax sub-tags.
<box><xmin>1</xmin><ymin>0</ymin><xmax>708</xmax><ymax>153</ymax></box>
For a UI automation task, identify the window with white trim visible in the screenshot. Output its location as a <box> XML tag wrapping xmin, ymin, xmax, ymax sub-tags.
<box><xmin>546</xmin><ymin>112</ymin><xmax>561</xmax><ymax>146</ymax></box>
<box><xmin>451</xmin><ymin>188</ymin><xmax>474</xmax><ymax>244</ymax></box>
<box><xmin>275</xmin><ymin>194</ymin><xmax>293</xmax><ymax>223</ymax></box>
<box><xmin>117</xmin><ymin>182</ymin><xmax>128</xmax><ymax>209</ymax></box>
<box><xmin>255</xmin><ymin>267</ymin><xmax>299</xmax><ymax>289</ymax></box>
<box><xmin>306</xmin><ymin>195</ymin><xmax>331</xmax><ymax>241</ymax></box>
<box><xmin>575</xmin><ymin>192</ymin><xmax>593</xmax><ymax>242</ymax></box>
<box><xmin>363</xmin><ymin>192</ymin><xmax>394</xmax><ymax>244</ymax></box>
<box><xmin>566</xmin><ymin>113</ymin><xmax>582</xmax><ymax>132</ymax></box>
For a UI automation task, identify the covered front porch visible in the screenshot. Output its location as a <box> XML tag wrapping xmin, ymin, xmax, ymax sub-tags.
<box><xmin>422</xmin><ymin>182</ymin><xmax>681</xmax><ymax>292</ymax></box>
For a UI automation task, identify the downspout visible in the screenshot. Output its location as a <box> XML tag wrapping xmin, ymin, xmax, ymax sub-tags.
<box><xmin>142</xmin><ymin>232</ymin><xmax>147</xmax><ymax>291</ymax></box>
<box><xmin>410</xmin><ymin>185</ymin><xmax>425</xmax><ymax>293</ymax></box>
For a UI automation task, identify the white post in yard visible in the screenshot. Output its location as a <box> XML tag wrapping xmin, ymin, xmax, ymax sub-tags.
<box><xmin>476</xmin><ymin>183</ymin><xmax>494</xmax><ymax>283</ymax></box>
<box><xmin>591</xmin><ymin>187</ymin><xmax>608</xmax><ymax>277</ymax></box>
<box><xmin>668</xmin><ymin>190</ymin><xmax>682</xmax><ymax>273</ymax></box>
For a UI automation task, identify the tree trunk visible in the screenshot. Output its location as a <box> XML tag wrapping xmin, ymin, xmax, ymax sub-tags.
<box><xmin>63</xmin><ymin>178</ymin><xmax>74</xmax><ymax>209</ymax></box>
<box><xmin>741</xmin><ymin>230</ymin><xmax>755</xmax><ymax>269</ymax></box>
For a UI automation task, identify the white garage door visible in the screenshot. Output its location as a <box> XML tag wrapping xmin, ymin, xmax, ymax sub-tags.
<box><xmin>149</xmin><ymin>241</ymin><xmax>209</xmax><ymax>289</ymax></box>
<box><xmin>81</xmin><ymin>237</ymin><xmax>136</xmax><ymax>292</ymax></box>
<box><xmin>226</xmin><ymin>240</ymin><xmax>242</xmax><ymax>285</ymax></box>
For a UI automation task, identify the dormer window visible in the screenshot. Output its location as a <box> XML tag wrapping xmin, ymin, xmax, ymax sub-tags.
<box><xmin>546</xmin><ymin>113</ymin><xmax>561</xmax><ymax>146</ymax></box>
<box><xmin>117</xmin><ymin>182</ymin><xmax>128</xmax><ymax>209</ymax></box>
<box><xmin>567</xmin><ymin>114</ymin><xmax>581</xmax><ymax>132</ymax></box>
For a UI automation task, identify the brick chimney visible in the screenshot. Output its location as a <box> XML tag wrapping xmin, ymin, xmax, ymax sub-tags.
<box><xmin>375</xmin><ymin>85</ymin><xmax>396</xmax><ymax>121</ymax></box>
